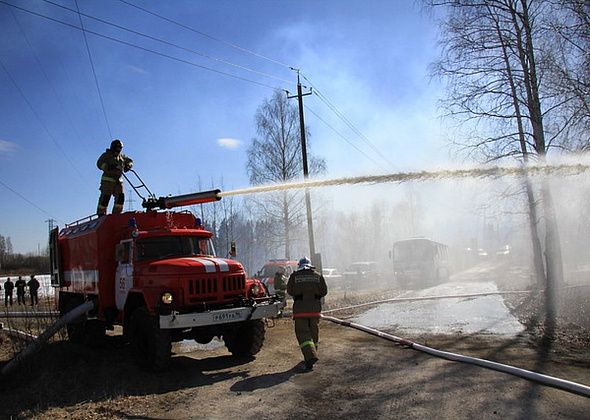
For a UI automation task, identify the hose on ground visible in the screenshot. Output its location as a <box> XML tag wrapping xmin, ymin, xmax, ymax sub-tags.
<box><xmin>322</xmin><ymin>314</ymin><xmax>590</xmax><ymax>398</ymax></box>
<box><xmin>1</xmin><ymin>300</ymin><xmax>96</xmax><ymax>376</ymax></box>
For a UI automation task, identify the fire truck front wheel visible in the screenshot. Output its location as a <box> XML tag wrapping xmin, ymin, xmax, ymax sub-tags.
<box><xmin>223</xmin><ymin>319</ymin><xmax>265</xmax><ymax>357</ymax></box>
<box><xmin>130</xmin><ymin>307</ymin><xmax>171</xmax><ymax>371</ymax></box>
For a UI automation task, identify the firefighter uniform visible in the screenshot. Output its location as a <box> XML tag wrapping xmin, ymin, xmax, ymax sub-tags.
<box><xmin>274</xmin><ymin>270</ymin><xmax>287</xmax><ymax>302</ymax></box>
<box><xmin>96</xmin><ymin>139</ymin><xmax>133</xmax><ymax>215</ymax></box>
<box><xmin>287</xmin><ymin>260</ymin><xmax>328</xmax><ymax>370</ymax></box>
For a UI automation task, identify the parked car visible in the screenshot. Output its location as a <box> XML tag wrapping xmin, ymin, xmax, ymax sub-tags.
<box><xmin>342</xmin><ymin>261</ymin><xmax>380</xmax><ymax>290</ymax></box>
<box><xmin>496</xmin><ymin>244</ymin><xmax>511</xmax><ymax>258</ymax></box>
<box><xmin>322</xmin><ymin>268</ymin><xmax>343</xmax><ymax>289</ymax></box>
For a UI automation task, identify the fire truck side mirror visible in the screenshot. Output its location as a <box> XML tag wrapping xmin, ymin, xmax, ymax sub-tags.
<box><xmin>229</xmin><ymin>241</ymin><xmax>237</xmax><ymax>257</ymax></box>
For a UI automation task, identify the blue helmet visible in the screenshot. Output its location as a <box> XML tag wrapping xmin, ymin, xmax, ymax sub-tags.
<box><xmin>298</xmin><ymin>257</ymin><xmax>313</xmax><ymax>271</ymax></box>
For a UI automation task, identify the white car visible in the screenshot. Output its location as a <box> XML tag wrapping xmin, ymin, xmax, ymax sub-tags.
<box><xmin>322</xmin><ymin>268</ymin><xmax>343</xmax><ymax>289</ymax></box>
<box><xmin>322</xmin><ymin>268</ymin><xmax>342</xmax><ymax>278</ymax></box>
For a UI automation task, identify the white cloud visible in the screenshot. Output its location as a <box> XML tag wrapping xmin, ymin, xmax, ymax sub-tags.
<box><xmin>217</xmin><ymin>138</ymin><xmax>241</xmax><ymax>150</ymax></box>
<box><xmin>0</xmin><ymin>139</ymin><xmax>17</xmax><ymax>154</ymax></box>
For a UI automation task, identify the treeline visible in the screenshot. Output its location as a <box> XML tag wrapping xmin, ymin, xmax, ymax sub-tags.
<box><xmin>0</xmin><ymin>234</ymin><xmax>49</xmax><ymax>274</ymax></box>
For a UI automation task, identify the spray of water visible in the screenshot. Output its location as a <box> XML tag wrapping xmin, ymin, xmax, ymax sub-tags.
<box><xmin>219</xmin><ymin>163</ymin><xmax>590</xmax><ymax>197</ymax></box>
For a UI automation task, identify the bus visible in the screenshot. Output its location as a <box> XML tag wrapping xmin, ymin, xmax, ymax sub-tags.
<box><xmin>391</xmin><ymin>238</ymin><xmax>450</xmax><ymax>288</ymax></box>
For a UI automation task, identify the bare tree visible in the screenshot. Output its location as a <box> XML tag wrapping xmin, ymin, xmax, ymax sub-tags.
<box><xmin>545</xmin><ymin>0</ymin><xmax>590</xmax><ymax>149</ymax></box>
<box><xmin>246</xmin><ymin>90</ymin><xmax>326</xmax><ymax>259</ymax></box>
<box><xmin>427</xmin><ymin>0</ymin><xmax>576</xmax><ymax>337</ymax></box>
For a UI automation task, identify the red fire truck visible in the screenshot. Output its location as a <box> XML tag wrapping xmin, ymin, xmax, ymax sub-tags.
<box><xmin>49</xmin><ymin>189</ymin><xmax>282</xmax><ymax>370</ymax></box>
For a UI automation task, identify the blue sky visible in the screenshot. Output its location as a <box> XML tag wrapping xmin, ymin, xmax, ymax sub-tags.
<box><xmin>0</xmin><ymin>0</ymin><xmax>449</xmax><ymax>253</ymax></box>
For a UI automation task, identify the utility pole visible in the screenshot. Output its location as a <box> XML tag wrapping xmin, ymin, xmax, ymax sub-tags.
<box><xmin>288</xmin><ymin>71</ymin><xmax>316</xmax><ymax>265</ymax></box>
<box><xmin>45</xmin><ymin>218</ymin><xmax>56</xmax><ymax>233</ymax></box>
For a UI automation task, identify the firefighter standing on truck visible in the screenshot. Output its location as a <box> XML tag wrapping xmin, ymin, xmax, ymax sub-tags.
<box><xmin>287</xmin><ymin>257</ymin><xmax>328</xmax><ymax>371</ymax></box>
<box><xmin>96</xmin><ymin>139</ymin><xmax>133</xmax><ymax>215</ymax></box>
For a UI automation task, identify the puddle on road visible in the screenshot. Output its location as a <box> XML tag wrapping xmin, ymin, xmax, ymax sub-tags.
<box><xmin>173</xmin><ymin>338</ymin><xmax>225</xmax><ymax>354</ymax></box>
<box><xmin>353</xmin><ymin>281</ymin><xmax>525</xmax><ymax>336</ymax></box>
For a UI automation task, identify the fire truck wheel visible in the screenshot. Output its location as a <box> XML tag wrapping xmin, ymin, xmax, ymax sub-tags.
<box><xmin>66</xmin><ymin>321</ymin><xmax>86</xmax><ymax>344</ymax></box>
<box><xmin>63</xmin><ymin>301</ymin><xmax>87</xmax><ymax>344</ymax></box>
<box><xmin>130</xmin><ymin>307</ymin><xmax>171</xmax><ymax>371</ymax></box>
<box><xmin>85</xmin><ymin>320</ymin><xmax>106</xmax><ymax>346</ymax></box>
<box><xmin>223</xmin><ymin>319</ymin><xmax>265</xmax><ymax>357</ymax></box>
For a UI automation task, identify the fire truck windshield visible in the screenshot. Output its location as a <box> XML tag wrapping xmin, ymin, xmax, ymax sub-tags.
<box><xmin>136</xmin><ymin>236</ymin><xmax>216</xmax><ymax>261</ymax></box>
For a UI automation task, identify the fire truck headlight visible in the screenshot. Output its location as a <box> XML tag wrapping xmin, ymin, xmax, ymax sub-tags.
<box><xmin>161</xmin><ymin>292</ymin><xmax>173</xmax><ymax>305</ymax></box>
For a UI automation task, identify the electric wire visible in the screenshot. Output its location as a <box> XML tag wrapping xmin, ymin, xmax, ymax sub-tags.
<box><xmin>0</xmin><ymin>58</ymin><xmax>86</xmax><ymax>181</ymax></box>
<box><xmin>9</xmin><ymin>9</ymin><xmax>88</xmax><ymax>148</ymax></box>
<box><xmin>0</xmin><ymin>179</ymin><xmax>60</xmax><ymax>222</ymax></box>
<box><xmin>304</xmin><ymin>104</ymin><xmax>388</xmax><ymax>171</ymax></box>
<box><xmin>0</xmin><ymin>1</ymin><xmax>285</xmax><ymax>91</ymax></box>
<box><xmin>301</xmin><ymin>73</ymin><xmax>397</xmax><ymax>169</ymax></box>
<box><xmin>40</xmin><ymin>0</ymin><xmax>293</xmax><ymax>86</ymax></box>
<box><xmin>74</xmin><ymin>0</ymin><xmax>112</xmax><ymax>139</ymax></box>
<box><xmin>117</xmin><ymin>0</ymin><xmax>294</xmax><ymax>69</ymax></box>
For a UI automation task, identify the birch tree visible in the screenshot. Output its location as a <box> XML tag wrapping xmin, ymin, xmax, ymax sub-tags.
<box><xmin>246</xmin><ymin>90</ymin><xmax>326</xmax><ymax>259</ymax></box>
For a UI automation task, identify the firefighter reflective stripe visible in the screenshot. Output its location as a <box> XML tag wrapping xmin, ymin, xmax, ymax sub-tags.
<box><xmin>300</xmin><ymin>340</ymin><xmax>315</xmax><ymax>349</ymax></box>
<box><xmin>293</xmin><ymin>312</ymin><xmax>321</xmax><ymax>318</ymax></box>
<box><xmin>101</xmin><ymin>175</ymin><xmax>120</xmax><ymax>183</ymax></box>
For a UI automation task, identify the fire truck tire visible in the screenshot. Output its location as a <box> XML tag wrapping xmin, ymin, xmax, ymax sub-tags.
<box><xmin>223</xmin><ymin>319</ymin><xmax>265</xmax><ymax>357</ymax></box>
<box><xmin>130</xmin><ymin>307</ymin><xmax>171</xmax><ymax>371</ymax></box>
<box><xmin>85</xmin><ymin>320</ymin><xmax>106</xmax><ymax>345</ymax></box>
<box><xmin>63</xmin><ymin>300</ymin><xmax>87</xmax><ymax>344</ymax></box>
<box><xmin>66</xmin><ymin>321</ymin><xmax>85</xmax><ymax>344</ymax></box>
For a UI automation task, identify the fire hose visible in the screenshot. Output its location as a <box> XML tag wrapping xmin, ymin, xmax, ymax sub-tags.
<box><xmin>1</xmin><ymin>300</ymin><xmax>96</xmax><ymax>376</ymax></box>
<box><xmin>321</xmin><ymin>314</ymin><xmax>590</xmax><ymax>398</ymax></box>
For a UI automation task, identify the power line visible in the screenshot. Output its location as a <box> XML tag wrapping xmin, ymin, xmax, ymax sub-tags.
<box><xmin>0</xmin><ymin>1</ymin><xmax>286</xmax><ymax>91</ymax></box>
<box><xmin>0</xmin><ymin>178</ymin><xmax>60</xmax><ymax>222</ymax></box>
<box><xmin>40</xmin><ymin>0</ymin><xmax>293</xmax><ymax>86</ymax></box>
<box><xmin>301</xmin><ymin>73</ymin><xmax>397</xmax><ymax>169</ymax></box>
<box><xmin>118</xmin><ymin>0</ymin><xmax>294</xmax><ymax>69</ymax></box>
<box><xmin>0</xmin><ymin>57</ymin><xmax>86</xmax><ymax>181</ymax></box>
<box><xmin>74</xmin><ymin>0</ymin><xmax>112</xmax><ymax>139</ymax></box>
<box><xmin>304</xmin><ymin>104</ymin><xmax>388</xmax><ymax>171</ymax></box>
<box><xmin>9</xmin><ymin>9</ymin><xmax>88</xmax><ymax>149</ymax></box>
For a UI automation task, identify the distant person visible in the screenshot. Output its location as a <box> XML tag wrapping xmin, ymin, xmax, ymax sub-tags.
<box><xmin>27</xmin><ymin>275</ymin><xmax>40</xmax><ymax>306</ymax></box>
<box><xmin>96</xmin><ymin>139</ymin><xmax>133</xmax><ymax>215</ymax></box>
<box><xmin>274</xmin><ymin>268</ymin><xmax>287</xmax><ymax>303</ymax></box>
<box><xmin>287</xmin><ymin>257</ymin><xmax>328</xmax><ymax>371</ymax></box>
<box><xmin>4</xmin><ymin>278</ymin><xmax>14</xmax><ymax>306</ymax></box>
<box><xmin>15</xmin><ymin>276</ymin><xmax>27</xmax><ymax>305</ymax></box>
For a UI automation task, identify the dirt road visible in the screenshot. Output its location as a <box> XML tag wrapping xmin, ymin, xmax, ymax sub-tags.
<box><xmin>1</xmin><ymin>316</ymin><xmax>589</xmax><ymax>419</ymax></box>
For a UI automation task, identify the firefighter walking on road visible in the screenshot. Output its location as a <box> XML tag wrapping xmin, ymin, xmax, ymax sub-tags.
<box><xmin>15</xmin><ymin>276</ymin><xmax>27</xmax><ymax>305</ymax></box>
<box><xmin>4</xmin><ymin>277</ymin><xmax>14</xmax><ymax>306</ymax></box>
<box><xmin>96</xmin><ymin>139</ymin><xmax>133</xmax><ymax>215</ymax></box>
<box><xmin>287</xmin><ymin>257</ymin><xmax>328</xmax><ymax>371</ymax></box>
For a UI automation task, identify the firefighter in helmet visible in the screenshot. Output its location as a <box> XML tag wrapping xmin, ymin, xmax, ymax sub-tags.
<box><xmin>96</xmin><ymin>139</ymin><xmax>133</xmax><ymax>215</ymax></box>
<box><xmin>287</xmin><ymin>257</ymin><xmax>328</xmax><ymax>371</ymax></box>
<box><xmin>274</xmin><ymin>267</ymin><xmax>287</xmax><ymax>303</ymax></box>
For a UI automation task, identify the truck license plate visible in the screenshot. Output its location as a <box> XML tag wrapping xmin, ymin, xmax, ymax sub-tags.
<box><xmin>212</xmin><ymin>311</ymin><xmax>244</xmax><ymax>322</ymax></box>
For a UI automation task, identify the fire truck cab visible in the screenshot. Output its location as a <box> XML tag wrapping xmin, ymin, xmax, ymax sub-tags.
<box><xmin>49</xmin><ymin>190</ymin><xmax>281</xmax><ymax>370</ymax></box>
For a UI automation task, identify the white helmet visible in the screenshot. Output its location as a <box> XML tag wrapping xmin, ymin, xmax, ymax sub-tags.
<box><xmin>297</xmin><ymin>257</ymin><xmax>313</xmax><ymax>271</ymax></box>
